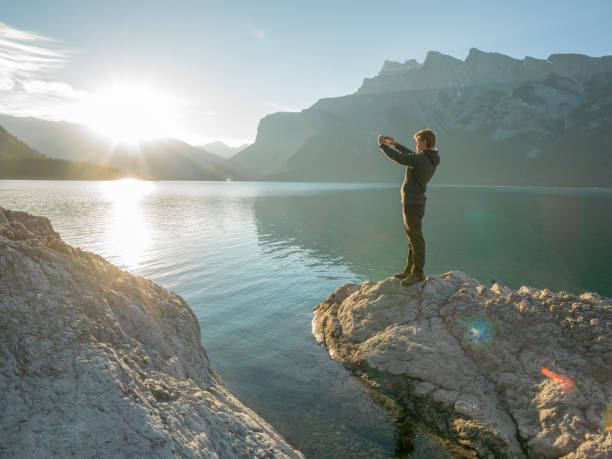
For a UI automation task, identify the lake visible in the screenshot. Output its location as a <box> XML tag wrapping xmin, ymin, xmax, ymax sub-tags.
<box><xmin>1</xmin><ymin>180</ymin><xmax>611</xmax><ymax>458</ymax></box>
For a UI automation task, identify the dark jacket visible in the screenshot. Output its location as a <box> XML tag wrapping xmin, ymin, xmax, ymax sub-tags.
<box><xmin>379</xmin><ymin>143</ymin><xmax>440</xmax><ymax>205</ymax></box>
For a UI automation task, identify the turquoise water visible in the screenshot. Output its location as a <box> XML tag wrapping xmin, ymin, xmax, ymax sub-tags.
<box><xmin>1</xmin><ymin>180</ymin><xmax>611</xmax><ymax>457</ymax></box>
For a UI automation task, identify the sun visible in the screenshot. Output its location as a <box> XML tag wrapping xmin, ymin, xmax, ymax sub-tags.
<box><xmin>80</xmin><ymin>83</ymin><xmax>180</xmax><ymax>143</ymax></box>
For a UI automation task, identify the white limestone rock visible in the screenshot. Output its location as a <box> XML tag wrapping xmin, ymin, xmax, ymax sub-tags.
<box><xmin>0</xmin><ymin>207</ymin><xmax>303</xmax><ymax>458</ymax></box>
<box><xmin>313</xmin><ymin>272</ymin><xmax>611</xmax><ymax>458</ymax></box>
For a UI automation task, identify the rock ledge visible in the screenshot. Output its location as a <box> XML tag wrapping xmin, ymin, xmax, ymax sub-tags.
<box><xmin>0</xmin><ymin>207</ymin><xmax>303</xmax><ymax>458</ymax></box>
<box><xmin>313</xmin><ymin>271</ymin><xmax>611</xmax><ymax>458</ymax></box>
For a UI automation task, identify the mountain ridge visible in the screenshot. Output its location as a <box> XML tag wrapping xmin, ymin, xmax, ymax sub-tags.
<box><xmin>0</xmin><ymin>115</ymin><xmax>247</xmax><ymax>181</ymax></box>
<box><xmin>195</xmin><ymin>141</ymin><xmax>250</xmax><ymax>159</ymax></box>
<box><xmin>359</xmin><ymin>48</ymin><xmax>612</xmax><ymax>94</ymax></box>
<box><xmin>0</xmin><ymin>125</ymin><xmax>45</xmax><ymax>159</ymax></box>
<box><xmin>0</xmin><ymin>125</ymin><xmax>129</xmax><ymax>180</ymax></box>
<box><xmin>231</xmin><ymin>49</ymin><xmax>612</xmax><ymax>187</ymax></box>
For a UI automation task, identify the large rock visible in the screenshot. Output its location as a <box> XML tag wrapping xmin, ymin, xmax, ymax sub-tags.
<box><xmin>313</xmin><ymin>272</ymin><xmax>611</xmax><ymax>458</ymax></box>
<box><xmin>0</xmin><ymin>207</ymin><xmax>303</xmax><ymax>458</ymax></box>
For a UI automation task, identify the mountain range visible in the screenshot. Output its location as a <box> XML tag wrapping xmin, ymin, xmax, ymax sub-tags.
<box><xmin>231</xmin><ymin>48</ymin><xmax>612</xmax><ymax>187</ymax></box>
<box><xmin>0</xmin><ymin>125</ymin><xmax>126</xmax><ymax>180</ymax></box>
<box><xmin>0</xmin><ymin>115</ymin><xmax>246</xmax><ymax>181</ymax></box>
<box><xmin>2</xmin><ymin>48</ymin><xmax>610</xmax><ymax>186</ymax></box>
<box><xmin>196</xmin><ymin>141</ymin><xmax>250</xmax><ymax>159</ymax></box>
<box><xmin>0</xmin><ymin>125</ymin><xmax>44</xmax><ymax>159</ymax></box>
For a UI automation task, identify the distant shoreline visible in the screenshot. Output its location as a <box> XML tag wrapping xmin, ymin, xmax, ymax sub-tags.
<box><xmin>0</xmin><ymin>176</ymin><xmax>134</xmax><ymax>181</ymax></box>
<box><xmin>1</xmin><ymin>178</ymin><xmax>611</xmax><ymax>192</ymax></box>
<box><xmin>429</xmin><ymin>183</ymin><xmax>612</xmax><ymax>193</ymax></box>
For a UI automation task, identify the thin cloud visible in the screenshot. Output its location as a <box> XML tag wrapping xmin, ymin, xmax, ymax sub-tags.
<box><xmin>0</xmin><ymin>22</ymin><xmax>276</xmax><ymax>145</ymax></box>
<box><xmin>0</xmin><ymin>22</ymin><xmax>69</xmax><ymax>83</ymax></box>
<box><xmin>0</xmin><ymin>22</ymin><xmax>54</xmax><ymax>42</ymax></box>
<box><xmin>247</xmin><ymin>25</ymin><xmax>266</xmax><ymax>39</ymax></box>
<box><xmin>0</xmin><ymin>22</ymin><xmax>79</xmax><ymax>119</ymax></box>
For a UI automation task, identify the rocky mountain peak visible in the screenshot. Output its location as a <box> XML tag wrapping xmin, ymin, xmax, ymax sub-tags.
<box><xmin>379</xmin><ymin>59</ymin><xmax>407</xmax><ymax>74</ymax></box>
<box><xmin>358</xmin><ymin>48</ymin><xmax>612</xmax><ymax>95</ymax></box>
<box><xmin>422</xmin><ymin>50</ymin><xmax>462</xmax><ymax>68</ymax></box>
<box><xmin>465</xmin><ymin>47</ymin><xmax>521</xmax><ymax>68</ymax></box>
<box><xmin>465</xmin><ymin>46</ymin><xmax>488</xmax><ymax>60</ymax></box>
<box><xmin>548</xmin><ymin>53</ymin><xmax>612</xmax><ymax>77</ymax></box>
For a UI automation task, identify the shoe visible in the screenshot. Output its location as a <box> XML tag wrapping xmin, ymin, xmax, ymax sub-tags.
<box><xmin>400</xmin><ymin>274</ymin><xmax>425</xmax><ymax>287</ymax></box>
<box><xmin>393</xmin><ymin>266</ymin><xmax>412</xmax><ymax>279</ymax></box>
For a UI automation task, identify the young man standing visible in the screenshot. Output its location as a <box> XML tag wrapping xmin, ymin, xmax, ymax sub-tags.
<box><xmin>377</xmin><ymin>129</ymin><xmax>440</xmax><ymax>287</ymax></box>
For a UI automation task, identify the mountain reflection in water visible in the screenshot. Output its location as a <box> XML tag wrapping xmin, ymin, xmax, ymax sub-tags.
<box><xmin>252</xmin><ymin>185</ymin><xmax>612</xmax><ymax>296</ymax></box>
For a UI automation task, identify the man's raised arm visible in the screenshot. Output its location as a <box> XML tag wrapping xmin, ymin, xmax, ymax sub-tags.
<box><xmin>377</xmin><ymin>135</ymin><xmax>419</xmax><ymax>167</ymax></box>
<box><xmin>394</xmin><ymin>143</ymin><xmax>415</xmax><ymax>155</ymax></box>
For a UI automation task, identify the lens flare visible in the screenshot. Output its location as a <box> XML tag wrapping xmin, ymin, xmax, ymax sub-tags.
<box><xmin>540</xmin><ymin>367</ymin><xmax>576</xmax><ymax>394</ymax></box>
<box><xmin>463</xmin><ymin>316</ymin><xmax>496</xmax><ymax>348</ymax></box>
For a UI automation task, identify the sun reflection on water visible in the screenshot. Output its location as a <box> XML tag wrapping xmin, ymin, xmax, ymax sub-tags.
<box><xmin>98</xmin><ymin>179</ymin><xmax>154</xmax><ymax>271</ymax></box>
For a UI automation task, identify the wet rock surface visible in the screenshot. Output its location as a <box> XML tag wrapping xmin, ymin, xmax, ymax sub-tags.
<box><xmin>313</xmin><ymin>271</ymin><xmax>612</xmax><ymax>458</ymax></box>
<box><xmin>0</xmin><ymin>207</ymin><xmax>303</xmax><ymax>458</ymax></box>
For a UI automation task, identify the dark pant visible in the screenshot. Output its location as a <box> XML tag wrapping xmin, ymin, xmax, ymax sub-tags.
<box><xmin>402</xmin><ymin>203</ymin><xmax>426</xmax><ymax>277</ymax></box>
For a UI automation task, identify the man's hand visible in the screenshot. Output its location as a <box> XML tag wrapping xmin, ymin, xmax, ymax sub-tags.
<box><xmin>378</xmin><ymin>134</ymin><xmax>396</xmax><ymax>147</ymax></box>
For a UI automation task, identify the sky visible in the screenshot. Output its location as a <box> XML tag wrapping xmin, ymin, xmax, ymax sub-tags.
<box><xmin>1</xmin><ymin>0</ymin><xmax>611</xmax><ymax>146</ymax></box>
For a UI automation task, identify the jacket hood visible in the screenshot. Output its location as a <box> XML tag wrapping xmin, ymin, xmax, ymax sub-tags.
<box><xmin>423</xmin><ymin>148</ymin><xmax>440</xmax><ymax>166</ymax></box>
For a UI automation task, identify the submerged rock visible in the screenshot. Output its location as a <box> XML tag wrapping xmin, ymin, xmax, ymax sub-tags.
<box><xmin>313</xmin><ymin>271</ymin><xmax>611</xmax><ymax>458</ymax></box>
<box><xmin>0</xmin><ymin>207</ymin><xmax>303</xmax><ymax>458</ymax></box>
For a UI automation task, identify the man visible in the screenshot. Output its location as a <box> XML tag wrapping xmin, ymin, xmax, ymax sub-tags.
<box><xmin>377</xmin><ymin>129</ymin><xmax>440</xmax><ymax>287</ymax></box>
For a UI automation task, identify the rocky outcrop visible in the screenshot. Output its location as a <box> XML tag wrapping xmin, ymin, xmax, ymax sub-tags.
<box><xmin>313</xmin><ymin>271</ymin><xmax>612</xmax><ymax>458</ymax></box>
<box><xmin>0</xmin><ymin>207</ymin><xmax>303</xmax><ymax>458</ymax></box>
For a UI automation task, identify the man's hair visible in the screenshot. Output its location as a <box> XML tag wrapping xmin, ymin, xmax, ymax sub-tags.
<box><xmin>413</xmin><ymin>129</ymin><xmax>436</xmax><ymax>148</ymax></box>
